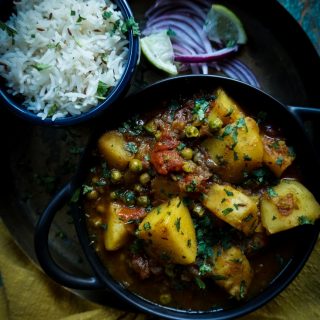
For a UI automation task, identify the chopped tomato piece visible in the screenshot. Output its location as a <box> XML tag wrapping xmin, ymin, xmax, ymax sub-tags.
<box><xmin>118</xmin><ymin>206</ymin><xmax>147</xmax><ymax>222</ymax></box>
<box><xmin>151</xmin><ymin>150</ymin><xmax>184</xmax><ymax>175</ymax></box>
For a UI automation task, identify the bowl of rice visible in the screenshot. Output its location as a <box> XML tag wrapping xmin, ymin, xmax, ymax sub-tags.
<box><xmin>0</xmin><ymin>0</ymin><xmax>140</xmax><ymax>125</ymax></box>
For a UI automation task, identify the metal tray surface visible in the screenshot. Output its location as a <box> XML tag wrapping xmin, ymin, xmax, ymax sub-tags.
<box><xmin>0</xmin><ymin>0</ymin><xmax>319</xmax><ymax>308</ymax></box>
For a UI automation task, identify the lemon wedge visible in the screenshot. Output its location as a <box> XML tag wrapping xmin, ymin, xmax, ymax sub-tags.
<box><xmin>140</xmin><ymin>31</ymin><xmax>178</xmax><ymax>75</ymax></box>
<box><xmin>204</xmin><ymin>4</ymin><xmax>247</xmax><ymax>45</ymax></box>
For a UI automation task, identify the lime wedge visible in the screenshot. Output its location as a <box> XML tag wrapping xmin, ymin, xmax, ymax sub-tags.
<box><xmin>140</xmin><ymin>31</ymin><xmax>178</xmax><ymax>75</ymax></box>
<box><xmin>204</xmin><ymin>4</ymin><xmax>247</xmax><ymax>45</ymax></box>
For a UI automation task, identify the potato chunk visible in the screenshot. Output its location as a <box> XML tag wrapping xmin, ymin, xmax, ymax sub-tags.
<box><xmin>262</xmin><ymin>135</ymin><xmax>295</xmax><ymax>177</ymax></box>
<box><xmin>202</xmin><ymin>117</ymin><xmax>263</xmax><ymax>183</ymax></box>
<box><xmin>137</xmin><ymin>197</ymin><xmax>197</xmax><ymax>264</ymax></box>
<box><xmin>98</xmin><ymin>131</ymin><xmax>133</xmax><ymax>169</ymax></box>
<box><xmin>212</xmin><ymin>246</ymin><xmax>253</xmax><ymax>300</ymax></box>
<box><xmin>104</xmin><ymin>202</ymin><xmax>131</xmax><ymax>251</ymax></box>
<box><xmin>203</xmin><ymin>183</ymin><xmax>259</xmax><ymax>235</ymax></box>
<box><xmin>208</xmin><ymin>88</ymin><xmax>245</xmax><ymax>126</ymax></box>
<box><xmin>261</xmin><ymin>179</ymin><xmax>320</xmax><ymax>234</ymax></box>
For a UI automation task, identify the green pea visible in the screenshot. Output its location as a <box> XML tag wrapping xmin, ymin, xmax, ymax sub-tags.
<box><xmin>110</xmin><ymin>191</ymin><xmax>118</xmax><ymax>200</ymax></box>
<box><xmin>155</xmin><ymin>130</ymin><xmax>162</xmax><ymax>140</ymax></box>
<box><xmin>159</xmin><ymin>293</ymin><xmax>172</xmax><ymax>305</ymax></box>
<box><xmin>86</xmin><ymin>189</ymin><xmax>98</xmax><ymax>200</ymax></box>
<box><xmin>181</xmin><ymin>147</ymin><xmax>193</xmax><ymax>160</ymax></box>
<box><xmin>209</xmin><ymin>118</ymin><xmax>223</xmax><ymax>132</ymax></box>
<box><xmin>139</xmin><ymin>172</ymin><xmax>151</xmax><ymax>185</ymax></box>
<box><xmin>110</xmin><ymin>169</ymin><xmax>122</xmax><ymax>183</ymax></box>
<box><xmin>129</xmin><ymin>159</ymin><xmax>143</xmax><ymax>172</ymax></box>
<box><xmin>137</xmin><ymin>195</ymin><xmax>149</xmax><ymax>207</ymax></box>
<box><xmin>185</xmin><ymin>125</ymin><xmax>199</xmax><ymax>138</ymax></box>
<box><xmin>144</xmin><ymin>121</ymin><xmax>157</xmax><ymax>134</ymax></box>
<box><xmin>133</xmin><ymin>184</ymin><xmax>144</xmax><ymax>193</ymax></box>
<box><xmin>182</xmin><ymin>161</ymin><xmax>194</xmax><ymax>173</ymax></box>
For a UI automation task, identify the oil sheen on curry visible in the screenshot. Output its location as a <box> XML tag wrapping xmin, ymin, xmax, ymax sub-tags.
<box><xmin>83</xmin><ymin>88</ymin><xmax>320</xmax><ymax>310</ymax></box>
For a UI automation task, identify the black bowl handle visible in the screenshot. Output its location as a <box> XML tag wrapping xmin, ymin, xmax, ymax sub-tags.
<box><xmin>288</xmin><ymin>106</ymin><xmax>320</xmax><ymax>158</ymax></box>
<box><xmin>34</xmin><ymin>182</ymin><xmax>105</xmax><ymax>290</ymax></box>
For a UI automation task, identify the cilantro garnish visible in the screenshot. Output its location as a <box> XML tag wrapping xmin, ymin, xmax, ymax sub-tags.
<box><xmin>125</xmin><ymin>142</ymin><xmax>138</xmax><ymax>154</ymax></box>
<box><xmin>267</xmin><ymin>187</ymin><xmax>278</xmax><ymax>198</ymax></box>
<box><xmin>199</xmin><ymin>263</ymin><xmax>212</xmax><ymax>276</ymax></box>
<box><xmin>76</xmin><ymin>15</ymin><xmax>86</xmax><ymax>23</ymax></box>
<box><xmin>119</xmin><ymin>116</ymin><xmax>144</xmax><ymax>136</ymax></box>
<box><xmin>222</xmin><ymin>208</ymin><xmax>233</xmax><ymax>215</ymax></box>
<box><xmin>96</xmin><ymin>81</ymin><xmax>109</xmax><ymax>99</ymax></box>
<box><xmin>82</xmin><ymin>184</ymin><xmax>93</xmax><ymax>195</ymax></box>
<box><xmin>167</xmin><ymin>28</ymin><xmax>176</xmax><ymax>37</ymax></box>
<box><xmin>121</xmin><ymin>17</ymin><xmax>140</xmax><ymax>36</ymax></box>
<box><xmin>194</xmin><ymin>276</ymin><xmax>206</xmax><ymax>289</ymax></box>
<box><xmin>224</xmin><ymin>189</ymin><xmax>234</xmax><ymax>196</ymax></box>
<box><xmin>192</xmin><ymin>98</ymin><xmax>210</xmax><ymax>121</ymax></box>
<box><xmin>47</xmin><ymin>104</ymin><xmax>59</xmax><ymax>117</ymax></box>
<box><xmin>0</xmin><ymin>21</ymin><xmax>17</xmax><ymax>37</ymax></box>
<box><xmin>276</xmin><ymin>156</ymin><xmax>284</xmax><ymax>166</ymax></box>
<box><xmin>102</xmin><ymin>11</ymin><xmax>112</xmax><ymax>20</ymax></box>
<box><xmin>143</xmin><ymin>222</ymin><xmax>151</xmax><ymax>231</ymax></box>
<box><xmin>298</xmin><ymin>215</ymin><xmax>313</xmax><ymax>225</ymax></box>
<box><xmin>174</xmin><ymin>217</ymin><xmax>181</xmax><ymax>232</ymax></box>
<box><xmin>31</xmin><ymin>63</ymin><xmax>51</xmax><ymax>71</ymax></box>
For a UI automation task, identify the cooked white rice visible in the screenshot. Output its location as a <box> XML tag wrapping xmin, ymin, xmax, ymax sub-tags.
<box><xmin>0</xmin><ymin>0</ymin><xmax>129</xmax><ymax>120</ymax></box>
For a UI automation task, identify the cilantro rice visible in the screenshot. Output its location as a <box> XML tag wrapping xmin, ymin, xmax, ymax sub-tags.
<box><xmin>0</xmin><ymin>0</ymin><xmax>129</xmax><ymax>120</ymax></box>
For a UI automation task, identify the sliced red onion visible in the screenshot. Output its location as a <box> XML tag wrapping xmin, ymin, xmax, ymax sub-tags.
<box><xmin>174</xmin><ymin>46</ymin><xmax>238</xmax><ymax>63</ymax></box>
<box><xmin>173</xmin><ymin>44</ymin><xmax>202</xmax><ymax>74</ymax></box>
<box><xmin>145</xmin><ymin>21</ymin><xmax>205</xmax><ymax>51</ymax></box>
<box><xmin>143</xmin><ymin>26</ymin><xmax>203</xmax><ymax>53</ymax></box>
<box><xmin>142</xmin><ymin>0</ymin><xmax>260</xmax><ymax>88</ymax></box>
<box><xmin>218</xmin><ymin>59</ymin><xmax>260</xmax><ymax>88</ymax></box>
<box><xmin>146</xmin><ymin>0</ymin><xmax>209</xmax><ymax>20</ymax></box>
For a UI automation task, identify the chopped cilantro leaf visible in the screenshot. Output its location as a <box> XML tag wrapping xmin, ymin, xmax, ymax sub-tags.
<box><xmin>239</xmin><ymin>280</ymin><xmax>246</xmax><ymax>299</ymax></box>
<box><xmin>199</xmin><ymin>263</ymin><xmax>212</xmax><ymax>276</ymax></box>
<box><xmin>82</xmin><ymin>184</ymin><xmax>93</xmax><ymax>195</ymax></box>
<box><xmin>31</xmin><ymin>63</ymin><xmax>51</xmax><ymax>71</ymax></box>
<box><xmin>167</xmin><ymin>28</ymin><xmax>176</xmax><ymax>37</ymax></box>
<box><xmin>47</xmin><ymin>104</ymin><xmax>59</xmax><ymax>117</ymax></box>
<box><xmin>222</xmin><ymin>208</ymin><xmax>233</xmax><ymax>215</ymax></box>
<box><xmin>125</xmin><ymin>142</ymin><xmax>138</xmax><ymax>154</ymax></box>
<box><xmin>186</xmin><ymin>180</ymin><xmax>197</xmax><ymax>193</ymax></box>
<box><xmin>96</xmin><ymin>81</ymin><xmax>109</xmax><ymax>99</ymax></box>
<box><xmin>298</xmin><ymin>215</ymin><xmax>313</xmax><ymax>225</ymax></box>
<box><xmin>194</xmin><ymin>276</ymin><xmax>206</xmax><ymax>289</ymax></box>
<box><xmin>121</xmin><ymin>17</ymin><xmax>140</xmax><ymax>36</ymax></box>
<box><xmin>0</xmin><ymin>21</ymin><xmax>17</xmax><ymax>37</ymax></box>
<box><xmin>102</xmin><ymin>11</ymin><xmax>112</xmax><ymax>20</ymax></box>
<box><xmin>76</xmin><ymin>15</ymin><xmax>86</xmax><ymax>23</ymax></box>
<box><xmin>276</xmin><ymin>156</ymin><xmax>284</xmax><ymax>166</ymax></box>
<box><xmin>70</xmin><ymin>10</ymin><xmax>76</xmax><ymax>16</ymax></box>
<box><xmin>119</xmin><ymin>116</ymin><xmax>144</xmax><ymax>136</ymax></box>
<box><xmin>267</xmin><ymin>187</ymin><xmax>278</xmax><ymax>198</ymax></box>
<box><xmin>143</xmin><ymin>222</ymin><xmax>151</xmax><ymax>231</ymax></box>
<box><xmin>193</xmin><ymin>98</ymin><xmax>209</xmax><ymax>121</ymax></box>
<box><xmin>70</xmin><ymin>188</ymin><xmax>80</xmax><ymax>203</ymax></box>
<box><xmin>174</xmin><ymin>217</ymin><xmax>181</xmax><ymax>232</ymax></box>
<box><xmin>224</xmin><ymin>189</ymin><xmax>234</xmax><ymax>197</ymax></box>
<box><xmin>212</xmin><ymin>274</ymin><xmax>228</xmax><ymax>280</ymax></box>
<box><xmin>176</xmin><ymin>143</ymin><xmax>186</xmax><ymax>151</ymax></box>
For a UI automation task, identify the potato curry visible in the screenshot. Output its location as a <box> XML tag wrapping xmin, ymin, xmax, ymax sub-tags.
<box><xmin>83</xmin><ymin>88</ymin><xmax>320</xmax><ymax>310</ymax></box>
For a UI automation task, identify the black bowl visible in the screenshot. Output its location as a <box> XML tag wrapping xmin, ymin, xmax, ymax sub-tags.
<box><xmin>35</xmin><ymin>75</ymin><xmax>320</xmax><ymax>319</ymax></box>
<box><xmin>0</xmin><ymin>0</ymin><xmax>140</xmax><ymax>126</ymax></box>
